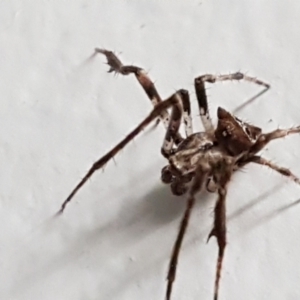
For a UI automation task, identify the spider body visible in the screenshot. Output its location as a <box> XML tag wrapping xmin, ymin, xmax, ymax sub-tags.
<box><xmin>59</xmin><ymin>49</ymin><xmax>300</xmax><ymax>300</ymax></box>
<box><xmin>162</xmin><ymin>106</ymin><xmax>262</xmax><ymax>198</ymax></box>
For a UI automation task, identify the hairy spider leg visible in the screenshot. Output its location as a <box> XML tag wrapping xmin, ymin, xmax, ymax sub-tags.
<box><xmin>249</xmin><ymin>126</ymin><xmax>300</xmax><ymax>155</ymax></box>
<box><xmin>166</xmin><ymin>163</ymin><xmax>210</xmax><ymax>300</ymax></box>
<box><xmin>207</xmin><ymin>167</ymin><xmax>233</xmax><ymax>300</ymax></box>
<box><xmin>181</xmin><ymin>90</ymin><xmax>193</xmax><ymax>137</ymax></box>
<box><xmin>162</xmin><ymin>90</ymin><xmax>193</xmax><ymax>158</ymax></box>
<box><xmin>95</xmin><ymin>48</ymin><xmax>184</xmax><ymax>144</ymax></box>
<box><xmin>247</xmin><ymin>155</ymin><xmax>300</xmax><ymax>185</ymax></box>
<box><xmin>59</xmin><ymin>90</ymin><xmax>189</xmax><ymax>213</ymax></box>
<box><xmin>194</xmin><ymin>72</ymin><xmax>270</xmax><ymax>135</ymax></box>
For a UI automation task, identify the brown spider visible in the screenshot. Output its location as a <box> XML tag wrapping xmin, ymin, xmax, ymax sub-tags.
<box><xmin>59</xmin><ymin>49</ymin><xmax>300</xmax><ymax>300</ymax></box>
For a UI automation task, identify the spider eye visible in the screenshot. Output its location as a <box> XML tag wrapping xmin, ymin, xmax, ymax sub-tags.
<box><xmin>222</xmin><ymin>130</ymin><xmax>228</xmax><ymax>137</ymax></box>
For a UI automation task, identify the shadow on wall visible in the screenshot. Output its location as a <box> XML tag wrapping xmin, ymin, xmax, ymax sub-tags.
<box><xmin>9</xmin><ymin>177</ymin><xmax>299</xmax><ymax>300</ymax></box>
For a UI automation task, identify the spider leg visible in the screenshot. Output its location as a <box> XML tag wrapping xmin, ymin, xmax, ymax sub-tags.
<box><xmin>95</xmin><ymin>48</ymin><xmax>183</xmax><ymax>144</ymax></box>
<box><xmin>166</xmin><ymin>163</ymin><xmax>210</xmax><ymax>300</ymax></box>
<box><xmin>194</xmin><ymin>72</ymin><xmax>270</xmax><ymax>135</ymax></box>
<box><xmin>246</xmin><ymin>155</ymin><xmax>300</xmax><ymax>185</ymax></box>
<box><xmin>208</xmin><ymin>185</ymin><xmax>229</xmax><ymax>300</ymax></box>
<box><xmin>207</xmin><ymin>168</ymin><xmax>232</xmax><ymax>300</ymax></box>
<box><xmin>250</xmin><ymin>126</ymin><xmax>300</xmax><ymax>154</ymax></box>
<box><xmin>194</xmin><ymin>76</ymin><xmax>214</xmax><ymax>135</ymax></box>
<box><xmin>59</xmin><ymin>90</ymin><xmax>188</xmax><ymax>213</ymax></box>
<box><xmin>162</xmin><ymin>90</ymin><xmax>193</xmax><ymax>158</ymax></box>
<box><xmin>181</xmin><ymin>90</ymin><xmax>193</xmax><ymax>137</ymax></box>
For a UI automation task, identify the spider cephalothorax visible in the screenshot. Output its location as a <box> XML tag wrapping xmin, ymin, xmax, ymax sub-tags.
<box><xmin>161</xmin><ymin>131</ymin><xmax>215</xmax><ymax>195</ymax></box>
<box><xmin>59</xmin><ymin>49</ymin><xmax>300</xmax><ymax>300</ymax></box>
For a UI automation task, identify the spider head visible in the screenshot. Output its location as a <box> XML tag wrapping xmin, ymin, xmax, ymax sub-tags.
<box><xmin>166</xmin><ymin>132</ymin><xmax>215</xmax><ymax>176</ymax></box>
<box><xmin>162</xmin><ymin>147</ymin><xmax>203</xmax><ymax>196</ymax></box>
<box><xmin>215</xmin><ymin>107</ymin><xmax>262</xmax><ymax>155</ymax></box>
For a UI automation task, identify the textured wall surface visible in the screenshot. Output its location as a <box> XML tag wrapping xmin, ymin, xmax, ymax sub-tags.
<box><xmin>1</xmin><ymin>2</ymin><xmax>300</xmax><ymax>300</ymax></box>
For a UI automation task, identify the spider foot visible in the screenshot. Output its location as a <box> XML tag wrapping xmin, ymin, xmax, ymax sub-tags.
<box><xmin>95</xmin><ymin>48</ymin><xmax>142</xmax><ymax>76</ymax></box>
<box><xmin>95</xmin><ymin>48</ymin><xmax>128</xmax><ymax>75</ymax></box>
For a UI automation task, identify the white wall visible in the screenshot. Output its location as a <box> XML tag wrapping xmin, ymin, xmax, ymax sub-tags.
<box><xmin>1</xmin><ymin>1</ymin><xmax>300</xmax><ymax>300</ymax></box>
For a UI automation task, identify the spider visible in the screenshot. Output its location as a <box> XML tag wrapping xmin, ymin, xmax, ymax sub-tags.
<box><xmin>59</xmin><ymin>49</ymin><xmax>300</xmax><ymax>300</ymax></box>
